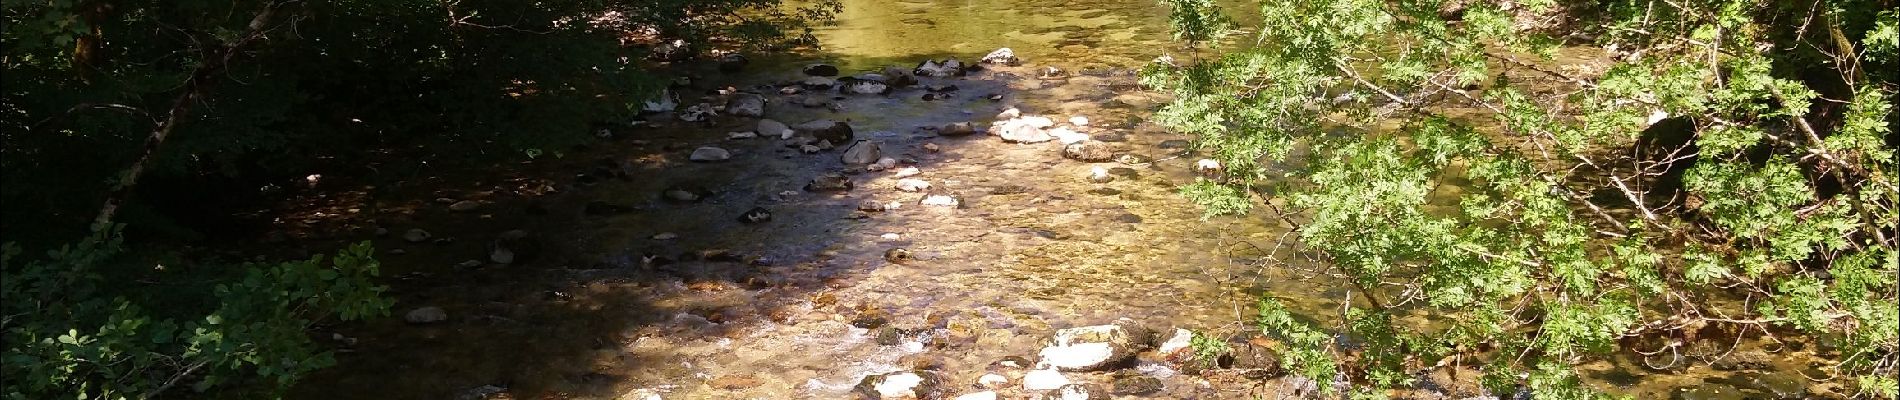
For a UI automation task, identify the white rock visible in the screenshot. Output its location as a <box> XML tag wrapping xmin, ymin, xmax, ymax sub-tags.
<box><xmin>1050</xmin><ymin>127</ymin><xmax>1090</xmax><ymax>144</ymax></box>
<box><xmin>690</xmin><ymin>146</ymin><xmax>732</xmax><ymax>162</ymax></box>
<box><xmin>881</xmin><ymin>233</ymin><xmax>901</xmax><ymax>240</ymax></box>
<box><xmin>1038</xmin><ymin>321</ymin><xmax>1152</xmax><ymax>371</ymax></box>
<box><xmin>994</xmin><ymin>119</ymin><xmax>1052</xmax><ymax>143</ymax></box>
<box><xmin>1195</xmin><ymin>158</ymin><xmax>1222</xmax><ymax>173</ymax></box>
<box><xmin>977</xmin><ymin>373</ymin><xmax>1009</xmax><ymax>389</ymax></box>
<box><xmin>1088</xmin><ymin>167</ymin><xmax>1113</xmax><ymax>183</ymax></box>
<box><xmin>1020</xmin><ymin>116</ymin><xmax>1055</xmax><ymax>128</ymax></box>
<box><xmin>726</xmin><ymin>131</ymin><xmax>758</xmax><ymax>140</ymax></box>
<box><xmin>757</xmin><ymin>119</ymin><xmax>794</xmax><ymax>139</ymax></box>
<box><xmin>920</xmin><ymin>193</ymin><xmax>959</xmax><ymax>207</ymax></box>
<box><xmin>1022</xmin><ymin>368</ymin><xmax>1070</xmax><ymax>390</ymax></box>
<box><xmin>873</xmin><ymin>372</ymin><xmax>926</xmax><ymax>398</ymax></box>
<box><xmin>893</xmin><ymin>167</ymin><xmax>922</xmax><ymax>178</ymax></box>
<box><xmin>869</xmin><ymin>157</ymin><xmax>898</xmax><ymax>171</ymax></box>
<box><xmin>1040</xmin><ymin>342</ymin><xmax>1116</xmax><ymax>371</ymax></box>
<box><xmin>896</xmin><ymin>179</ymin><xmax>931</xmax><ymax>192</ymax></box>
<box><xmin>652</xmin><ymin>232</ymin><xmax>679</xmax><ymax>240</ymax></box>
<box><xmin>996</xmin><ymin>108</ymin><xmax>1022</xmax><ymax>120</ymax></box>
<box><xmin>954</xmin><ymin>391</ymin><xmax>998</xmax><ymax>400</ymax></box>
<box><xmin>448</xmin><ymin>200</ymin><xmax>481</xmax><ymax>212</ymax></box>
<box><xmin>619</xmin><ymin>388</ymin><xmax>664</xmax><ymax>400</ymax></box>
<box><xmin>1157</xmin><ymin>328</ymin><xmax>1194</xmax><ymax>356</ymax></box>
<box><xmin>1069</xmin><ymin>116</ymin><xmax>1090</xmax><ymax>126</ymax></box>
<box><xmin>981</xmin><ymin>48</ymin><xmax>1020</xmax><ymax>65</ymax></box>
<box><xmin>405</xmin><ymin>306</ymin><xmax>448</xmax><ymax>324</ymax></box>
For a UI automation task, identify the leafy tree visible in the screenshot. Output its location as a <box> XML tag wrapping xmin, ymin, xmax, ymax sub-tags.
<box><xmin>1151</xmin><ymin>0</ymin><xmax>1898</xmax><ymax>397</ymax></box>
<box><xmin>1</xmin><ymin>0</ymin><xmax>834</xmax><ymax>397</ymax></box>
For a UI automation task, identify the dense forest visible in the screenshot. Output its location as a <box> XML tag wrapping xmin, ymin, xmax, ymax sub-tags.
<box><xmin>3</xmin><ymin>0</ymin><xmax>1896</xmax><ymax>398</ymax></box>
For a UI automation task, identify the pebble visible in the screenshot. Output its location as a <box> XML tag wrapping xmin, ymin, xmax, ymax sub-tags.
<box><xmin>955</xmin><ymin>391</ymin><xmax>999</xmax><ymax>400</ymax></box>
<box><xmin>923</xmin><ymin>143</ymin><xmax>942</xmax><ymax>152</ymax></box>
<box><xmin>727</xmin><ymin>131</ymin><xmax>758</xmax><ymax>140</ymax></box>
<box><xmin>653</xmin><ymin>232</ymin><xmax>679</xmax><ymax>240</ymax></box>
<box><xmin>893</xmin><ymin>167</ymin><xmax>922</xmax><ymax>178</ymax></box>
<box><xmin>1069</xmin><ymin>116</ymin><xmax>1089</xmax><ymax>126</ymax></box>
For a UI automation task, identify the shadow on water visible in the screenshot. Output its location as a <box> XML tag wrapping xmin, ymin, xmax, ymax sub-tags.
<box><xmin>286</xmin><ymin>43</ymin><xmax>1291</xmax><ymax>398</ymax></box>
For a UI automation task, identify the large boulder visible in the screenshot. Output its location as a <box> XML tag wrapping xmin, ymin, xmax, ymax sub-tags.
<box><xmin>796</xmin><ymin>119</ymin><xmax>855</xmax><ymax>143</ymax></box>
<box><xmin>1037</xmin><ymin>319</ymin><xmax>1155</xmax><ymax>371</ymax></box>
<box><xmin>725</xmin><ymin>93</ymin><xmax>766</xmax><ymax>117</ymax></box>
<box><xmin>1062</xmin><ymin>140</ymin><xmax>1113</xmax><ymax>162</ymax></box>
<box><xmin>853</xmin><ymin>370</ymin><xmax>943</xmax><ymax>399</ymax></box>
<box><xmin>981</xmin><ymin>48</ymin><xmax>1021</xmax><ymax>66</ymax></box>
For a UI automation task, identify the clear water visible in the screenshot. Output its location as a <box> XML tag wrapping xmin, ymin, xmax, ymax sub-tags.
<box><xmin>290</xmin><ymin>1</ymin><xmax>1833</xmax><ymax>399</ymax></box>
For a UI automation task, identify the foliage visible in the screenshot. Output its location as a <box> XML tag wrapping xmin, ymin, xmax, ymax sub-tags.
<box><xmin>1153</xmin><ymin>0</ymin><xmax>1899</xmax><ymax>397</ymax></box>
<box><xmin>1</xmin><ymin>227</ymin><xmax>390</xmax><ymax>399</ymax></box>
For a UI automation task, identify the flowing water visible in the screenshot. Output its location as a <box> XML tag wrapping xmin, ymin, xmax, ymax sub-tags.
<box><xmin>290</xmin><ymin>1</ymin><xmax>1835</xmax><ymax>399</ymax></box>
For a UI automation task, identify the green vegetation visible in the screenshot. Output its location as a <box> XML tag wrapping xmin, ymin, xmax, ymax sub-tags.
<box><xmin>1151</xmin><ymin>0</ymin><xmax>1897</xmax><ymax>397</ymax></box>
<box><xmin>1</xmin><ymin>0</ymin><xmax>833</xmax><ymax>397</ymax></box>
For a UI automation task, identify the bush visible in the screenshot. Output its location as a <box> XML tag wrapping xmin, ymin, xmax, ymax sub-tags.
<box><xmin>1151</xmin><ymin>0</ymin><xmax>1898</xmax><ymax>397</ymax></box>
<box><xmin>2</xmin><ymin>227</ymin><xmax>391</xmax><ymax>399</ymax></box>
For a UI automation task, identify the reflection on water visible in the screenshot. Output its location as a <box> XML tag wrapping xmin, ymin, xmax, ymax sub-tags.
<box><xmin>809</xmin><ymin>0</ymin><xmax>1256</xmax><ymax>70</ymax></box>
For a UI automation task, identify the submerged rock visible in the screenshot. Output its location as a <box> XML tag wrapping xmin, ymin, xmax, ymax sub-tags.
<box><xmin>725</xmin><ymin>93</ymin><xmax>766</xmax><ymax>117</ymax></box>
<box><xmin>804</xmin><ymin>63</ymin><xmax>840</xmax><ymax>77</ymax></box>
<box><xmin>940</xmin><ymin>122</ymin><xmax>978</xmax><ymax>136</ymax></box>
<box><xmin>802</xmin><ymin>76</ymin><xmax>839</xmax><ymax>89</ymax></box>
<box><xmin>805</xmin><ymin>173</ymin><xmax>854</xmax><ymax>192</ymax></box>
<box><xmin>402</xmin><ymin>229</ymin><xmax>433</xmax><ymax>243</ymax></box>
<box><xmin>841</xmin><ymin>77</ymin><xmax>892</xmax><ymax>95</ymax></box>
<box><xmin>678</xmin><ymin>103</ymin><xmax>717</xmax><ymax>122</ymax></box>
<box><xmin>853</xmin><ymin>370</ymin><xmax>943</xmax><ymax>399</ymax></box>
<box><xmin>689</xmin><ymin>146</ymin><xmax>732</xmax><ymax>162</ymax></box>
<box><xmin>405</xmin><ymin>306</ymin><xmax>448</xmax><ymax>324</ymax></box>
<box><xmin>1062</xmin><ymin>140</ymin><xmax>1113</xmax><ymax>162</ymax></box>
<box><xmin>738</xmin><ymin>207</ymin><xmax>772</xmax><ymax>223</ymax></box>
<box><xmin>717</xmin><ymin>53</ymin><xmax>749</xmax><ymax>72</ymax></box>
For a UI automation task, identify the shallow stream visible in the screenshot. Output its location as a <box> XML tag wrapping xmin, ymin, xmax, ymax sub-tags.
<box><xmin>290</xmin><ymin>1</ymin><xmax>1833</xmax><ymax>399</ymax></box>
